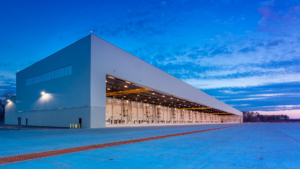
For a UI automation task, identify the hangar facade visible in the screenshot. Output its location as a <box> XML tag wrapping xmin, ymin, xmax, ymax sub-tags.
<box><xmin>5</xmin><ymin>34</ymin><xmax>243</xmax><ymax>128</ymax></box>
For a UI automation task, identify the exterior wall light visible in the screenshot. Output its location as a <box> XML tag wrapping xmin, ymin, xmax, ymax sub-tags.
<box><xmin>41</xmin><ymin>91</ymin><xmax>46</xmax><ymax>95</ymax></box>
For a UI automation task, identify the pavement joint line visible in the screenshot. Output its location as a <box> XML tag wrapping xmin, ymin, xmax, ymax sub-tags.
<box><xmin>268</xmin><ymin>125</ymin><xmax>300</xmax><ymax>144</ymax></box>
<box><xmin>164</xmin><ymin>124</ymin><xmax>248</xmax><ymax>169</ymax></box>
<box><xmin>0</xmin><ymin>124</ymin><xmax>245</xmax><ymax>165</ymax></box>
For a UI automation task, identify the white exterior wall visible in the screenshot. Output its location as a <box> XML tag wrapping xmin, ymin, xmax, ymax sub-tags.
<box><xmin>90</xmin><ymin>34</ymin><xmax>242</xmax><ymax>128</ymax></box>
<box><xmin>6</xmin><ymin>36</ymin><xmax>92</xmax><ymax>128</ymax></box>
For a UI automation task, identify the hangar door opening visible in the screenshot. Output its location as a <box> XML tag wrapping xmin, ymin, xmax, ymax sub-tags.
<box><xmin>105</xmin><ymin>75</ymin><xmax>240</xmax><ymax>126</ymax></box>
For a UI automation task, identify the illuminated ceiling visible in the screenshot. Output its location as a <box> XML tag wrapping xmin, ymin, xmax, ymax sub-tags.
<box><xmin>106</xmin><ymin>75</ymin><xmax>233</xmax><ymax>115</ymax></box>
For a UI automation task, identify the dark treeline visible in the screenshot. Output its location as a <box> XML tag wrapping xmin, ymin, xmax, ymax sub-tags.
<box><xmin>0</xmin><ymin>99</ymin><xmax>5</xmax><ymax>122</ymax></box>
<box><xmin>243</xmin><ymin>111</ymin><xmax>289</xmax><ymax>122</ymax></box>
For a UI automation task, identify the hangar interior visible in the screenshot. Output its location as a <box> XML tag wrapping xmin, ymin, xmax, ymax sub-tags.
<box><xmin>105</xmin><ymin>75</ymin><xmax>241</xmax><ymax>126</ymax></box>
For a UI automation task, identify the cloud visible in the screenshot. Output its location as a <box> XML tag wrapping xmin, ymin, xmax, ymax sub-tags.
<box><xmin>227</xmin><ymin>98</ymin><xmax>265</xmax><ymax>101</ymax></box>
<box><xmin>249</xmin><ymin>93</ymin><xmax>286</xmax><ymax>97</ymax></box>
<box><xmin>221</xmin><ymin>90</ymin><xmax>245</xmax><ymax>94</ymax></box>
<box><xmin>0</xmin><ymin>73</ymin><xmax>16</xmax><ymax>94</ymax></box>
<box><xmin>257</xmin><ymin>109</ymin><xmax>300</xmax><ymax>119</ymax></box>
<box><xmin>258</xmin><ymin>1</ymin><xmax>276</xmax><ymax>22</ymax></box>
<box><xmin>229</xmin><ymin>104</ymin><xmax>250</xmax><ymax>107</ymax></box>
<box><xmin>242</xmin><ymin>103</ymin><xmax>300</xmax><ymax>112</ymax></box>
<box><xmin>85</xmin><ymin>2</ymin><xmax>185</xmax><ymax>41</ymax></box>
<box><xmin>257</xmin><ymin>1</ymin><xmax>300</xmax><ymax>34</ymax></box>
<box><xmin>267</xmin><ymin>39</ymin><xmax>285</xmax><ymax>47</ymax></box>
<box><xmin>222</xmin><ymin>93</ymin><xmax>300</xmax><ymax>104</ymax></box>
<box><xmin>183</xmin><ymin>73</ymin><xmax>300</xmax><ymax>89</ymax></box>
<box><xmin>238</xmin><ymin>47</ymin><xmax>256</xmax><ymax>53</ymax></box>
<box><xmin>210</xmin><ymin>46</ymin><xmax>232</xmax><ymax>56</ymax></box>
<box><xmin>263</xmin><ymin>105</ymin><xmax>300</xmax><ymax>108</ymax></box>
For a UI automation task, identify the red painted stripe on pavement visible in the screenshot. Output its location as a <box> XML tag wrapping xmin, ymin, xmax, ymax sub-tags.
<box><xmin>0</xmin><ymin>124</ymin><xmax>243</xmax><ymax>165</ymax></box>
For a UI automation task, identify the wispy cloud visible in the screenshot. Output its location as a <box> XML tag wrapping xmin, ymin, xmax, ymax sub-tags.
<box><xmin>221</xmin><ymin>90</ymin><xmax>246</xmax><ymax>94</ymax></box>
<box><xmin>249</xmin><ymin>93</ymin><xmax>286</xmax><ymax>97</ymax></box>
<box><xmin>229</xmin><ymin>104</ymin><xmax>250</xmax><ymax>107</ymax></box>
<box><xmin>263</xmin><ymin>105</ymin><xmax>300</xmax><ymax>108</ymax></box>
<box><xmin>257</xmin><ymin>109</ymin><xmax>300</xmax><ymax>119</ymax></box>
<box><xmin>0</xmin><ymin>73</ymin><xmax>16</xmax><ymax>94</ymax></box>
<box><xmin>225</xmin><ymin>98</ymin><xmax>265</xmax><ymax>101</ymax></box>
<box><xmin>246</xmin><ymin>104</ymin><xmax>300</xmax><ymax>112</ymax></box>
<box><xmin>258</xmin><ymin>0</ymin><xmax>300</xmax><ymax>33</ymax></box>
<box><xmin>183</xmin><ymin>73</ymin><xmax>300</xmax><ymax>89</ymax></box>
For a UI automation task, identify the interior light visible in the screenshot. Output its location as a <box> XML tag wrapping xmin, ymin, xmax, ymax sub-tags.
<box><xmin>108</xmin><ymin>76</ymin><xmax>114</xmax><ymax>79</ymax></box>
<box><xmin>170</xmin><ymin>97</ymin><xmax>173</xmax><ymax>99</ymax></box>
<box><xmin>107</xmin><ymin>88</ymin><xmax>110</xmax><ymax>90</ymax></box>
<box><xmin>152</xmin><ymin>93</ymin><xmax>155</xmax><ymax>95</ymax></box>
<box><xmin>41</xmin><ymin>91</ymin><xmax>46</xmax><ymax>95</ymax></box>
<box><xmin>162</xmin><ymin>95</ymin><xmax>165</xmax><ymax>97</ymax></box>
<box><xmin>149</xmin><ymin>97</ymin><xmax>151</xmax><ymax>99</ymax></box>
<box><xmin>145</xmin><ymin>100</ymin><xmax>147</xmax><ymax>101</ymax></box>
<box><xmin>124</xmin><ymin>85</ymin><xmax>128</xmax><ymax>88</ymax></box>
<box><xmin>157</xmin><ymin>99</ymin><xmax>159</xmax><ymax>100</ymax></box>
<box><xmin>137</xmin><ymin>94</ymin><xmax>139</xmax><ymax>96</ymax></box>
<box><xmin>126</xmin><ymin>81</ymin><xmax>131</xmax><ymax>84</ymax></box>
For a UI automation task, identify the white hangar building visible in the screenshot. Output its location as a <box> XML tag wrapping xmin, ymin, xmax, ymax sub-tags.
<box><xmin>5</xmin><ymin>34</ymin><xmax>243</xmax><ymax>128</ymax></box>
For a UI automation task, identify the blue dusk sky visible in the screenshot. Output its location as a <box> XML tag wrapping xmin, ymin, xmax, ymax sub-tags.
<box><xmin>0</xmin><ymin>0</ymin><xmax>300</xmax><ymax>118</ymax></box>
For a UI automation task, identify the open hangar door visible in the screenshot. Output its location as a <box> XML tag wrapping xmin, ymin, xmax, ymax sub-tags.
<box><xmin>105</xmin><ymin>75</ymin><xmax>240</xmax><ymax>126</ymax></box>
